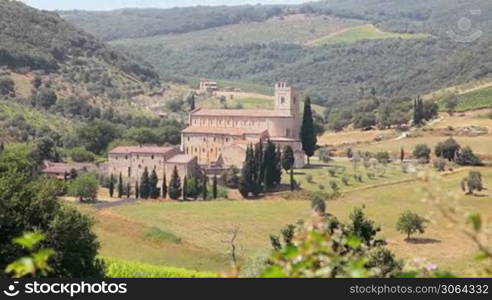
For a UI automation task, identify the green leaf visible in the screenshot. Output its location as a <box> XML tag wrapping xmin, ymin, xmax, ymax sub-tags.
<box><xmin>12</xmin><ymin>232</ymin><xmax>45</xmax><ymax>250</ymax></box>
<box><xmin>5</xmin><ymin>257</ymin><xmax>35</xmax><ymax>278</ymax></box>
<box><xmin>262</xmin><ymin>266</ymin><xmax>287</xmax><ymax>278</ymax></box>
<box><xmin>346</xmin><ymin>236</ymin><xmax>361</xmax><ymax>249</ymax></box>
<box><xmin>33</xmin><ymin>248</ymin><xmax>55</xmax><ymax>272</ymax></box>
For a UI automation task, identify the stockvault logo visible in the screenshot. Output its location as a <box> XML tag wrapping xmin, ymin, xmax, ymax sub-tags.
<box><xmin>3</xmin><ymin>281</ymin><xmax>20</xmax><ymax>297</ymax></box>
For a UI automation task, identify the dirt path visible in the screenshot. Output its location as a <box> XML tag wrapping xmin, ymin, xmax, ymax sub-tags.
<box><xmin>305</xmin><ymin>24</ymin><xmax>368</xmax><ymax>46</ymax></box>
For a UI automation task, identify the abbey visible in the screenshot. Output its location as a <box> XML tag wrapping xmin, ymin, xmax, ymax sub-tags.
<box><xmin>182</xmin><ymin>83</ymin><xmax>306</xmax><ymax>168</ymax></box>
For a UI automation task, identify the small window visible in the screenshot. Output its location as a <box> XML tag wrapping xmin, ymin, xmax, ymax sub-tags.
<box><xmin>203</xmin><ymin>138</ymin><xmax>206</xmax><ymax>142</ymax></box>
<box><xmin>128</xmin><ymin>167</ymin><xmax>131</xmax><ymax>177</ymax></box>
<box><xmin>188</xmin><ymin>137</ymin><xmax>190</xmax><ymax>141</ymax></box>
<box><xmin>151</xmin><ymin>155</ymin><xmax>155</xmax><ymax>159</ymax></box>
<box><xmin>286</xmin><ymin>128</ymin><xmax>291</xmax><ymax>137</ymax></box>
<box><xmin>125</xmin><ymin>155</ymin><xmax>128</xmax><ymax>160</ymax></box>
<box><xmin>226</xmin><ymin>138</ymin><xmax>229</xmax><ymax>142</ymax></box>
<box><xmin>281</xmin><ymin>97</ymin><xmax>285</xmax><ymax>104</ymax></box>
<box><xmin>293</xmin><ymin>97</ymin><xmax>296</xmax><ymax>104</ymax></box>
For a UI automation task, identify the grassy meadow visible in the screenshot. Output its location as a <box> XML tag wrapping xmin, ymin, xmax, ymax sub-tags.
<box><xmin>79</xmin><ymin>161</ymin><xmax>492</xmax><ymax>277</ymax></box>
<box><xmin>310</xmin><ymin>24</ymin><xmax>429</xmax><ymax>46</ymax></box>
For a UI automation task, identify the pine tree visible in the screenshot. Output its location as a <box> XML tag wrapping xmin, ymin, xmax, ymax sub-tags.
<box><xmin>140</xmin><ymin>167</ymin><xmax>150</xmax><ymax>199</ymax></box>
<box><xmin>149</xmin><ymin>169</ymin><xmax>159</xmax><ymax>199</ymax></box>
<box><xmin>281</xmin><ymin>145</ymin><xmax>295</xmax><ymax>171</ymax></box>
<box><xmin>135</xmin><ymin>181</ymin><xmax>140</xmax><ymax>199</ymax></box>
<box><xmin>301</xmin><ymin>96</ymin><xmax>317</xmax><ymax>165</ymax></box>
<box><xmin>109</xmin><ymin>173</ymin><xmax>115</xmax><ymax>198</ymax></box>
<box><xmin>182</xmin><ymin>177</ymin><xmax>187</xmax><ymax>201</ymax></box>
<box><xmin>212</xmin><ymin>175</ymin><xmax>218</xmax><ymax>199</ymax></box>
<box><xmin>239</xmin><ymin>145</ymin><xmax>255</xmax><ymax>198</ymax></box>
<box><xmin>202</xmin><ymin>173</ymin><xmax>208</xmax><ymax>201</ymax></box>
<box><xmin>168</xmin><ymin>166</ymin><xmax>182</xmax><ymax>200</ymax></box>
<box><xmin>117</xmin><ymin>172</ymin><xmax>123</xmax><ymax>198</ymax></box>
<box><xmin>162</xmin><ymin>171</ymin><xmax>167</xmax><ymax>199</ymax></box>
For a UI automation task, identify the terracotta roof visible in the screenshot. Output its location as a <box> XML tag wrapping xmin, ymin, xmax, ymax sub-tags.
<box><xmin>192</xmin><ymin>108</ymin><xmax>292</xmax><ymax>118</ymax></box>
<box><xmin>167</xmin><ymin>154</ymin><xmax>196</xmax><ymax>164</ymax></box>
<box><xmin>109</xmin><ymin>146</ymin><xmax>176</xmax><ymax>155</ymax></box>
<box><xmin>182</xmin><ymin>127</ymin><xmax>268</xmax><ymax>136</ymax></box>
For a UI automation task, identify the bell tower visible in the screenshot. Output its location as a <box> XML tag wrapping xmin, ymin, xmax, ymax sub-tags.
<box><xmin>275</xmin><ymin>82</ymin><xmax>300</xmax><ymax>117</ymax></box>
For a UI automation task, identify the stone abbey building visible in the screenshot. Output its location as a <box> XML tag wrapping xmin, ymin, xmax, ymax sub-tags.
<box><xmin>182</xmin><ymin>82</ymin><xmax>305</xmax><ymax>168</ymax></box>
<box><xmin>108</xmin><ymin>83</ymin><xmax>305</xmax><ymax>183</ymax></box>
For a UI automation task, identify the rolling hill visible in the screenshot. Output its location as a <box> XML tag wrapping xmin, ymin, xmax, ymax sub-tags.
<box><xmin>62</xmin><ymin>0</ymin><xmax>492</xmax><ymax>110</ymax></box>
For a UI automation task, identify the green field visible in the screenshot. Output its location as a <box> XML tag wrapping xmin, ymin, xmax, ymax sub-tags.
<box><xmin>112</xmin><ymin>15</ymin><xmax>360</xmax><ymax>50</ymax></box>
<box><xmin>81</xmin><ymin>164</ymin><xmax>492</xmax><ymax>277</ymax></box>
<box><xmin>311</xmin><ymin>24</ymin><xmax>429</xmax><ymax>46</ymax></box>
<box><xmin>451</xmin><ymin>86</ymin><xmax>492</xmax><ymax>112</ymax></box>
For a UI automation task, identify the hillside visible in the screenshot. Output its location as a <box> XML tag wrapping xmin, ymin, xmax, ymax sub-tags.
<box><xmin>0</xmin><ymin>0</ymin><xmax>185</xmax><ymax>149</ymax></box>
<box><xmin>64</xmin><ymin>0</ymin><xmax>492</xmax><ymax>110</ymax></box>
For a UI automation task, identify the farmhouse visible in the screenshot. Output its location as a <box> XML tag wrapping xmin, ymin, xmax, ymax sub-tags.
<box><xmin>182</xmin><ymin>82</ymin><xmax>305</xmax><ymax>168</ymax></box>
<box><xmin>108</xmin><ymin>146</ymin><xmax>200</xmax><ymax>184</ymax></box>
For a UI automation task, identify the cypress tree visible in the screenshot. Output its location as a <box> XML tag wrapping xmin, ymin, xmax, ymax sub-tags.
<box><xmin>168</xmin><ymin>166</ymin><xmax>182</xmax><ymax>200</ymax></box>
<box><xmin>135</xmin><ymin>181</ymin><xmax>140</xmax><ymax>199</ymax></box>
<box><xmin>0</xmin><ymin>142</ymin><xmax>4</xmax><ymax>153</ymax></box>
<box><xmin>126</xmin><ymin>182</ymin><xmax>131</xmax><ymax>198</ymax></box>
<box><xmin>182</xmin><ymin>177</ymin><xmax>187</xmax><ymax>201</ymax></box>
<box><xmin>254</xmin><ymin>140</ymin><xmax>264</xmax><ymax>191</ymax></box>
<box><xmin>281</xmin><ymin>145</ymin><xmax>295</xmax><ymax>171</ymax></box>
<box><xmin>301</xmin><ymin>96</ymin><xmax>317</xmax><ymax>165</ymax></box>
<box><xmin>239</xmin><ymin>145</ymin><xmax>255</xmax><ymax>198</ymax></box>
<box><xmin>140</xmin><ymin>167</ymin><xmax>150</xmax><ymax>199</ymax></box>
<box><xmin>150</xmin><ymin>169</ymin><xmax>159</xmax><ymax>199</ymax></box>
<box><xmin>274</xmin><ymin>144</ymin><xmax>282</xmax><ymax>185</ymax></box>
<box><xmin>117</xmin><ymin>172</ymin><xmax>123</xmax><ymax>198</ymax></box>
<box><xmin>400</xmin><ymin>147</ymin><xmax>405</xmax><ymax>162</ymax></box>
<box><xmin>162</xmin><ymin>171</ymin><xmax>167</xmax><ymax>199</ymax></box>
<box><xmin>264</xmin><ymin>139</ymin><xmax>277</xmax><ymax>190</ymax></box>
<box><xmin>109</xmin><ymin>173</ymin><xmax>115</xmax><ymax>198</ymax></box>
<box><xmin>212</xmin><ymin>175</ymin><xmax>218</xmax><ymax>199</ymax></box>
<box><xmin>202</xmin><ymin>173</ymin><xmax>208</xmax><ymax>201</ymax></box>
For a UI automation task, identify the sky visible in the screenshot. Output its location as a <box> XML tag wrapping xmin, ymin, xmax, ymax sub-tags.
<box><xmin>24</xmin><ymin>0</ymin><xmax>309</xmax><ymax>11</ymax></box>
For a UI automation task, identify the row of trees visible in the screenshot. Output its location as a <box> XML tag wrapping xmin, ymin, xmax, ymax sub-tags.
<box><xmin>239</xmin><ymin>140</ymin><xmax>296</xmax><ymax>198</ymax></box>
<box><xmin>413</xmin><ymin>137</ymin><xmax>483</xmax><ymax>166</ymax></box>
<box><xmin>109</xmin><ymin>167</ymin><xmax>220</xmax><ymax>201</ymax></box>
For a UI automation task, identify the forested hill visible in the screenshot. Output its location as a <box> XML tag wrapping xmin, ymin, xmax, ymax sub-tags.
<box><xmin>0</xmin><ymin>0</ymin><xmax>159</xmax><ymax>95</ymax></box>
<box><xmin>60</xmin><ymin>5</ymin><xmax>286</xmax><ymax>41</ymax></box>
<box><xmin>58</xmin><ymin>0</ymin><xmax>492</xmax><ymax>110</ymax></box>
<box><xmin>61</xmin><ymin>0</ymin><xmax>492</xmax><ymax>41</ymax></box>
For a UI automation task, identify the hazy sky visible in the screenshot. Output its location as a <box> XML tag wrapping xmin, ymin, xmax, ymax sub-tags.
<box><xmin>25</xmin><ymin>0</ymin><xmax>308</xmax><ymax>11</ymax></box>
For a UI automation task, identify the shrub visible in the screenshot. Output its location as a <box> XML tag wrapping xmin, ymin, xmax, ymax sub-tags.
<box><xmin>306</xmin><ymin>174</ymin><xmax>313</xmax><ymax>183</ymax></box>
<box><xmin>68</xmin><ymin>173</ymin><xmax>99</xmax><ymax>203</ymax></box>
<box><xmin>311</xmin><ymin>194</ymin><xmax>326</xmax><ymax>216</ymax></box>
<box><xmin>396</xmin><ymin>211</ymin><xmax>428</xmax><ymax>240</ymax></box>
<box><xmin>413</xmin><ymin>144</ymin><xmax>431</xmax><ymax>163</ymax></box>
<box><xmin>376</xmin><ymin>151</ymin><xmax>390</xmax><ymax>164</ymax></box>
<box><xmin>0</xmin><ymin>77</ymin><xmax>15</xmax><ymax>97</ymax></box>
<box><xmin>69</xmin><ymin>147</ymin><xmax>96</xmax><ymax>162</ymax></box>
<box><xmin>328</xmin><ymin>168</ymin><xmax>336</xmax><ymax>177</ymax></box>
<box><xmin>462</xmin><ymin>171</ymin><xmax>484</xmax><ymax>195</ymax></box>
<box><xmin>435</xmin><ymin>137</ymin><xmax>460</xmax><ymax>161</ymax></box>
<box><xmin>221</xmin><ymin>166</ymin><xmax>240</xmax><ymax>188</ymax></box>
<box><xmin>433</xmin><ymin>158</ymin><xmax>446</xmax><ymax>172</ymax></box>
<box><xmin>455</xmin><ymin>147</ymin><xmax>483</xmax><ymax>166</ymax></box>
<box><xmin>342</xmin><ymin>176</ymin><xmax>349</xmax><ymax>185</ymax></box>
<box><xmin>329</xmin><ymin>180</ymin><xmax>339</xmax><ymax>195</ymax></box>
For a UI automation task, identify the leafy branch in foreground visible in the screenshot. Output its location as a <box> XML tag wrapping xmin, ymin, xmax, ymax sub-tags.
<box><xmin>5</xmin><ymin>232</ymin><xmax>54</xmax><ymax>278</ymax></box>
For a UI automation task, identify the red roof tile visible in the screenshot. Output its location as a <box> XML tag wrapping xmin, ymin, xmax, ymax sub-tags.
<box><xmin>192</xmin><ymin>108</ymin><xmax>292</xmax><ymax>118</ymax></box>
<box><xmin>109</xmin><ymin>146</ymin><xmax>176</xmax><ymax>155</ymax></box>
<box><xmin>182</xmin><ymin>127</ymin><xmax>268</xmax><ymax>136</ymax></box>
